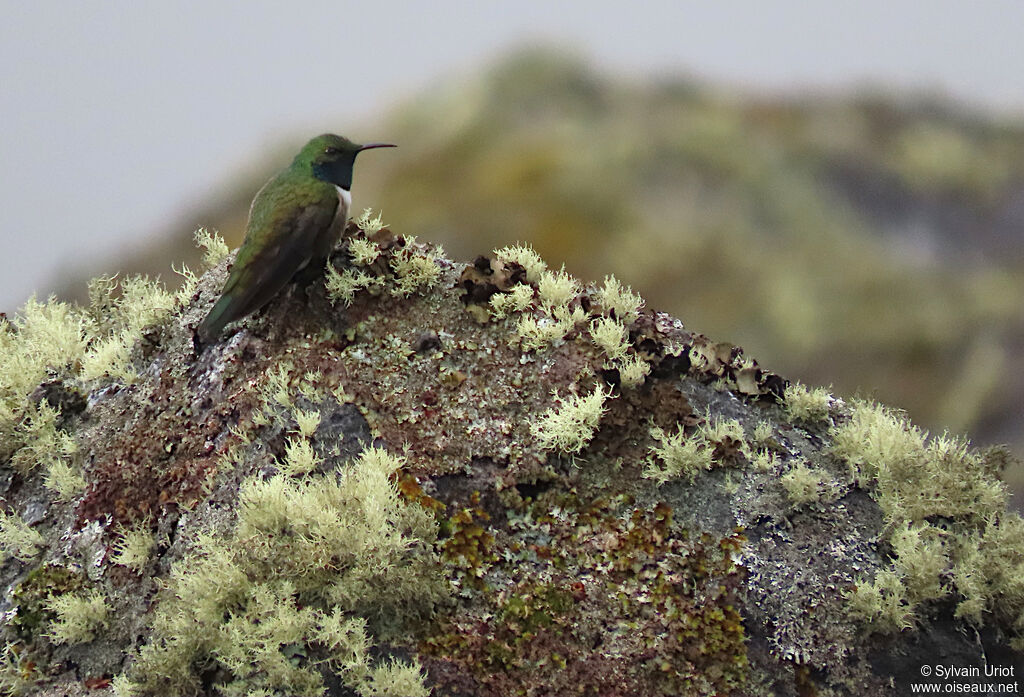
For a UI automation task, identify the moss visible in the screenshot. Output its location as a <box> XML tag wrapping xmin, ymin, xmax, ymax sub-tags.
<box><xmin>440</xmin><ymin>493</ymin><xmax>496</xmax><ymax>590</ymax></box>
<box><xmin>9</xmin><ymin>564</ymin><xmax>88</xmax><ymax>642</ymax></box>
<box><xmin>424</xmin><ymin>495</ymin><xmax>748</xmax><ymax>696</ymax></box>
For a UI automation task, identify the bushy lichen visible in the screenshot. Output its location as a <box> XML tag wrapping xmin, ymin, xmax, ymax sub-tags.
<box><xmin>122</xmin><ymin>446</ymin><xmax>443</xmax><ymax>697</ymax></box>
<box><xmin>0</xmin><ymin>510</ymin><xmax>44</xmax><ymax>564</ymax></box>
<box><xmin>532</xmin><ymin>388</ymin><xmax>610</xmax><ymax>454</ymax></box>
<box><xmin>44</xmin><ymin>589</ymin><xmax>109</xmax><ymax>645</ymax></box>
<box><xmin>780</xmin><ymin>459</ymin><xmax>829</xmax><ymax>506</ymax></box>
<box><xmin>832</xmin><ymin>399</ymin><xmax>1024</xmax><ymax>640</ymax></box>
<box><xmin>784</xmin><ymin>382</ymin><xmax>833</xmax><ymax>423</ymax></box>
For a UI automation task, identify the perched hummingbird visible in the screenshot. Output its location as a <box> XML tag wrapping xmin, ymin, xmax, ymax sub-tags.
<box><xmin>195</xmin><ymin>134</ymin><xmax>395</xmax><ymax>346</ymax></box>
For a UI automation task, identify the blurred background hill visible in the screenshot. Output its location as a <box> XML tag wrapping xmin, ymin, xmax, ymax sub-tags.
<box><xmin>46</xmin><ymin>48</ymin><xmax>1024</xmax><ymax>498</ymax></box>
<box><xmin>2</xmin><ymin>2</ymin><xmax>1022</xmax><ymax>501</ymax></box>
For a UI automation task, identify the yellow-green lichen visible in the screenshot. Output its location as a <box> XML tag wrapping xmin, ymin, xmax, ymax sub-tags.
<box><xmin>0</xmin><ymin>510</ymin><xmax>44</xmax><ymax>564</ymax></box>
<box><xmin>193</xmin><ymin>227</ymin><xmax>230</xmax><ymax>268</ymax></box>
<box><xmin>44</xmin><ymin>589</ymin><xmax>109</xmax><ymax>645</ymax></box>
<box><xmin>43</xmin><ymin>459</ymin><xmax>87</xmax><ymax>502</ymax></box>
<box><xmin>122</xmin><ymin>446</ymin><xmax>443</xmax><ymax>697</ymax></box>
<box><xmin>831</xmin><ymin>398</ymin><xmax>1024</xmax><ymax>639</ymax></box>
<box><xmin>111</xmin><ymin>522</ymin><xmax>156</xmax><ymax>573</ymax></box>
<box><xmin>590</xmin><ymin>316</ymin><xmax>629</xmax><ymax>362</ymax></box>
<box><xmin>532</xmin><ymin>388</ymin><xmax>610</xmax><ymax>454</ymax></box>
<box><xmin>489</xmin><ymin>283</ymin><xmax>534</xmax><ymax>319</ymax></box>
<box><xmin>494</xmin><ymin>243</ymin><xmax>547</xmax><ymax>283</ymax></box>
<box><xmin>645</xmin><ymin>425</ymin><xmax>714</xmax><ymax>484</ymax></box>
<box><xmin>784</xmin><ymin>382</ymin><xmax>833</xmax><ymax>423</ymax></box>
<box><xmin>593</xmin><ymin>274</ymin><xmax>643</xmax><ymax>325</ymax></box>
<box><xmin>780</xmin><ymin>459</ymin><xmax>828</xmax><ymax>506</ymax></box>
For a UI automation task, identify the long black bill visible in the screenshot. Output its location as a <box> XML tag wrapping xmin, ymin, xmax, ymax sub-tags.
<box><xmin>358</xmin><ymin>142</ymin><xmax>397</xmax><ymax>151</ymax></box>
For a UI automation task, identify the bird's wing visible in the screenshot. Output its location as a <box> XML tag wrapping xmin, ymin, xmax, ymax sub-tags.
<box><xmin>197</xmin><ymin>180</ymin><xmax>338</xmax><ymax>342</ymax></box>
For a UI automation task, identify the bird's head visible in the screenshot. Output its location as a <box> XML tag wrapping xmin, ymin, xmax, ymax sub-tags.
<box><xmin>298</xmin><ymin>133</ymin><xmax>395</xmax><ymax>190</ymax></box>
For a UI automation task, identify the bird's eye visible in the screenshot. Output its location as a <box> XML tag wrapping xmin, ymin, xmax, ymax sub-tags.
<box><xmin>324</xmin><ymin>146</ymin><xmax>340</xmax><ymax>156</ymax></box>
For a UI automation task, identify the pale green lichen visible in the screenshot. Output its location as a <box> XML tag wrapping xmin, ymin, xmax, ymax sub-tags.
<box><xmin>537</xmin><ymin>268</ymin><xmax>580</xmax><ymax>311</ymax></box>
<box><xmin>846</xmin><ymin>569</ymin><xmax>914</xmax><ymax>633</ymax></box>
<box><xmin>0</xmin><ymin>510</ymin><xmax>44</xmax><ymax>563</ymax></box>
<box><xmin>0</xmin><ymin>645</ymin><xmax>36</xmax><ymax>696</ymax></box>
<box><xmin>830</xmin><ymin>401</ymin><xmax>1005</xmax><ymax>523</ymax></box>
<box><xmin>123</xmin><ymin>446</ymin><xmax>442</xmax><ymax>697</ymax></box>
<box><xmin>780</xmin><ymin>459</ymin><xmax>827</xmax><ymax>506</ymax></box>
<box><xmin>294</xmin><ymin>409</ymin><xmax>322</xmax><ymax>438</ymax></box>
<box><xmin>891</xmin><ymin>522</ymin><xmax>948</xmax><ymax>604</ymax></box>
<box><xmin>279</xmin><ymin>437</ymin><xmax>321</xmax><ymax>477</ymax></box>
<box><xmin>489</xmin><ymin>284</ymin><xmax>535</xmax><ymax>319</ymax></box>
<box><xmin>784</xmin><ymin>382</ymin><xmax>833</xmax><ymax>423</ymax></box>
<box><xmin>349</xmin><ymin>237</ymin><xmax>382</xmax><ymax>267</ymax></box>
<box><xmin>193</xmin><ymin>227</ymin><xmax>230</xmax><ymax>269</ymax></box>
<box><xmin>701</xmin><ymin>416</ymin><xmax>747</xmax><ymax>452</ymax></box>
<box><xmin>354</xmin><ymin>207</ymin><xmax>387</xmax><ymax>235</ymax></box>
<box><xmin>7</xmin><ymin>401</ymin><xmax>76</xmax><ymax>474</ymax></box>
<box><xmin>43</xmin><ymin>459</ymin><xmax>87</xmax><ymax>502</ymax></box>
<box><xmin>617</xmin><ymin>354</ymin><xmax>651</xmax><ymax>389</ymax></box>
<box><xmin>594</xmin><ymin>275</ymin><xmax>643</xmax><ymax>325</ymax></box>
<box><xmin>0</xmin><ymin>298</ymin><xmax>88</xmax><ymax>452</ymax></box>
<box><xmin>390</xmin><ymin>242</ymin><xmax>442</xmax><ymax>297</ymax></box>
<box><xmin>750</xmin><ymin>420</ymin><xmax>775</xmax><ymax>448</ymax></box>
<box><xmin>645</xmin><ymin>425</ymin><xmax>714</xmax><ymax>484</ymax></box>
<box><xmin>325</xmin><ymin>266</ymin><xmax>385</xmax><ymax>307</ymax></box>
<box><xmin>515</xmin><ymin>314</ymin><xmax>576</xmax><ymax>352</ymax></box>
<box><xmin>832</xmin><ymin>398</ymin><xmax>1024</xmax><ymax>638</ymax></box>
<box><xmin>533</xmin><ymin>388</ymin><xmax>610</xmax><ymax>454</ymax></box>
<box><xmin>111</xmin><ymin>522</ymin><xmax>156</xmax><ymax>573</ymax></box>
<box><xmin>590</xmin><ymin>317</ymin><xmax>629</xmax><ymax>362</ymax></box>
<box><xmin>494</xmin><ymin>243</ymin><xmax>547</xmax><ymax>283</ymax></box>
<box><xmin>45</xmin><ymin>590</ymin><xmax>109</xmax><ymax>645</ymax></box>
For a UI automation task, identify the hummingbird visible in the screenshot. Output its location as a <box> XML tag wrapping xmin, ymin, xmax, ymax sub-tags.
<box><xmin>195</xmin><ymin>134</ymin><xmax>395</xmax><ymax>346</ymax></box>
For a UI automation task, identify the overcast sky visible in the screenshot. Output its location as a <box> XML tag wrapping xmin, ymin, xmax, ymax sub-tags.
<box><xmin>2</xmin><ymin>1</ymin><xmax>1023</xmax><ymax>312</ymax></box>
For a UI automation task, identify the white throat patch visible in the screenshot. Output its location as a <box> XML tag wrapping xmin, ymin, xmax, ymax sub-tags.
<box><xmin>335</xmin><ymin>185</ymin><xmax>352</xmax><ymax>212</ymax></box>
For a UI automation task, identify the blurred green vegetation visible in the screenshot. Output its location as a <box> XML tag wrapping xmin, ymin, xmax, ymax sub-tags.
<box><xmin>65</xmin><ymin>48</ymin><xmax>1024</xmax><ymax>494</ymax></box>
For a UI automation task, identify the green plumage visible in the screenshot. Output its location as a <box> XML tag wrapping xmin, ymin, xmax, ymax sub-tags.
<box><xmin>195</xmin><ymin>134</ymin><xmax>394</xmax><ymax>346</ymax></box>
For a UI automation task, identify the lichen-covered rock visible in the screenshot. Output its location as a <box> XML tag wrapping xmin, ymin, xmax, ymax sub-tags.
<box><xmin>0</xmin><ymin>221</ymin><xmax>1020</xmax><ymax>696</ymax></box>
